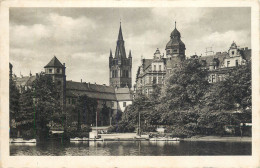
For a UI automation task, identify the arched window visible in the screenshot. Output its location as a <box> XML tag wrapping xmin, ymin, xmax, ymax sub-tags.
<box><xmin>126</xmin><ymin>70</ymin><xmax>128</xmax><ymax>77</ymax></box>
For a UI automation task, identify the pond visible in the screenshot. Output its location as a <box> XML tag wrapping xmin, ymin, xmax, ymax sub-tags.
<box><xmin>10</xmin><ymin>140</ymin><xmax>251</xmax><ymax>156</ymax></box>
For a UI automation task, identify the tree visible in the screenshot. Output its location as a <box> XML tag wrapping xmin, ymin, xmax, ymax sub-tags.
<box><xmin>9</xmin><ymin>77</ymin><xmax>20</xmax><ymax>137</ymax></box>
<box><xmin>32</xmin><ymin>74</ymin><xmax>63</xmax><ymax>141</ymax></box>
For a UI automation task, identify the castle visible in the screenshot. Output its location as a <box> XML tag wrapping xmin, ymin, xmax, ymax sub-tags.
<box><xmin>11</xmin><ymin>24</ymin><xmax>133</xmax><ymax>127</ymax></box>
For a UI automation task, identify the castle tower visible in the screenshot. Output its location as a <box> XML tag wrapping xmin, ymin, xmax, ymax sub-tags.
<box><xmin>165</xmin><ymin>21</ymin><xmax>186</xmax><ymax>60</ymax></box>
<box><xmin>44</xmin><ymin>56</ymin><xmax>66</xmax><ymax>110</ymax></box>
<box><xmin>109</xmin><ymin>23</ymin><xmax>132</xmax><ymax>88</ymax></box>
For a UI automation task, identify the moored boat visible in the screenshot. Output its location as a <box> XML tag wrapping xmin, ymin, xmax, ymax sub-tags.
<box><xmin>149</xmin><ymin>137</ymin><xmax>180</xmax><ymax>141</ymax></box>
<box><xmin>10</xmin><ymin>138</ymin><xmax>36</xmax><ymax>143</ymax></box>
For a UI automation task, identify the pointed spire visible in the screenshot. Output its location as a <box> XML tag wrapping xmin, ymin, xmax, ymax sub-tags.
<box><xmin>175</xmin><ymin>21</ymin><xmax>176</xmax><ymax>28</ymax></box>
<box><xmin>129</xmin><ymin>50</ymin><xmax>132</xmax><ymax>58</ymax></box>
<box><xmin>118</xmin><ymin>22</ymin><xmax>124</xmax><ymax>41</ymax></box>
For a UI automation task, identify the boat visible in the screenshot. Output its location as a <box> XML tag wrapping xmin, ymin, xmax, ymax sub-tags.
<box><xmin>10</xmin><ymin>138</ymin><xmax>36</xmax><ymax>143</ymax></box>
<box><xmin>70</xmin><ymin>137</ymin><xmax>89</xmax><ymax>141</ymax></box>
<box><xmin>149</xmin><ymin>137</ymin><xmax>180</xmax><ymax>141</ymax></box>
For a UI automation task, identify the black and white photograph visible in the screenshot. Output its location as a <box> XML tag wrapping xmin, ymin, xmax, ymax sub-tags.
<box><xmin>1</xmin><ymin>0</ymin><xmax>260</xmax><ymax>167</ymax></box>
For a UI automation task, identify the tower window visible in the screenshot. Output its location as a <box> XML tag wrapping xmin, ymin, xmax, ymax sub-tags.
<box><xmin>232</xmin><ymin>51</ymin><xmax>235</xmax><ymax>55</ymax></box>
<box><xmin>236</xmin><ymin>60</ymin><xmax>239</xmax><ymax>66</ymax></box>
<box><xmin>154</xmin><ymin>65</ymin><xmax>156</xmax><ymax>71</ymax></box>
<box><xmin>123</xmin><ymin>102</ymin><xmax>126</xmax><ymax>107</ymax></box>
<box><xmin>159</xmin><ymin>65</ymin><xmax>161</xmax><ymax>71</ymax></box>
<box><xmin>57</xmin><ymin>68</ymin><xmax>60</xmax><ymax>73</ymax></box>
<box><xmin>153</xmin><ymin>77</ymin><xmax>157</xmax><ymax>84</ymax></box>
<box><xmin>126</xmin><ymin>70</ymin><xmax>129</xmax><ymax>78</ymax></box>
<box><xmin>212</xmin><ymin>75</ymin><xmax>216</xmax><ymax>83</ymax></box>
<box><xmin>49</xmin><ymin>69</ymin><xmax>52</xmax><ymax>73</ymax></box>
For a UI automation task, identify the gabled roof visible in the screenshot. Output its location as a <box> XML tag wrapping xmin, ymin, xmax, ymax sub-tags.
<box><xmin>44</xmin><ymin>56</ymin><xmax>64</xmax><ymax>68</ymax></box>
<box><xmin>14</xmin><ymin>75</ymin><xmax>36</xmax><ymax>87</ymax></box>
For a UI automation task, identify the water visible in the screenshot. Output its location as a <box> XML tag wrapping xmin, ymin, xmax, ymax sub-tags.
<box><xmin>10</xmin><ymin>140</ymin><xmax>251</xmax><ymax>156</ymax></box>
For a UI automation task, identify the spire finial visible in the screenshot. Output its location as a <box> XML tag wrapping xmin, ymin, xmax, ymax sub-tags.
<box><xmin>175</xmin><ymin>21</ymin><xmax>176</xmax><ymax>28</ymax></box>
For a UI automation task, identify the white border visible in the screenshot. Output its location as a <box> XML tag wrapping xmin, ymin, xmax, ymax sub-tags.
<box><xmin>1</xmin><ymin>0</ymin><xmax>259</xmax><ymax>167</ymax></box>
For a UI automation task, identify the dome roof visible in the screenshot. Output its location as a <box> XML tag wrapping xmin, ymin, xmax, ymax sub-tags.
<box><xmin>170</xmin><ymin>28</ymin><xmax>181</xmax><ymax>38</ymax></box>
<box><xmin>165</xmin><ymin>38</ymin><xmax>185</xmax><ymax>49</ymax></box>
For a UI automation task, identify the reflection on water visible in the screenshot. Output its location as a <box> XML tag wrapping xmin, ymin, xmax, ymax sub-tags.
<box><xmin>10</xmin><ymin>140</ymin><xmax>251</xmax><ymax>156</ymax></box>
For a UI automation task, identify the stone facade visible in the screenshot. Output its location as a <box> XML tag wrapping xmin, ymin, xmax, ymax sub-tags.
<box><xmin>135</xmin><ymin>22</ymin><xmax>186</xmax><ymax>97</ymax></box>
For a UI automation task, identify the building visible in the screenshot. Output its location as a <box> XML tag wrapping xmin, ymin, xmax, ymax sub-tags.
<box><xmin>109</xmin><ymin>23</ymin><xmax>132</xmax><ymax>88</ymax></box>
<box><xmin>135</xmin><ymin>22</ymin><xmax>186</xmax><ymax>96</ymax></box>
<box><xmin>134</xmin><ymin>22</ymin><xmax>251</xmax><ymax>97</ymax></box>
<box><xmin>11</xmin><ymin>24</ymin><xmax>133</xmax><ymax>128</ymax></box>
<box><xmin>191</xmin><ymin>41</ymin><xmax>251</xmax><ymax>83</ymax></box>
<box><xmin>135</xmin><ymin>48</ymin><xmax>167</xmax><ymax>96</ymax></box>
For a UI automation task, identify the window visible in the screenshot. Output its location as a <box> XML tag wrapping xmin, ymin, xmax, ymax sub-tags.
<box><xmin>153</xmin><ymin>77</ymin><xmax>157</xmax><ymax>84</ymax></box>
<box><xmin>236</xmin><ymin>60</ymin><xmax>239</xmax><ymax>67</ymax></box>
<box><xmin>115</xmin><ymin>70</ymin><xmax>118</xmax><ymax>77</ymax></box>
<box><xmin>212</xmin><ymin>75</ymin><xmax>216</xmax><ymax>83</ymax></box>
<box><xmin>158</xmin><ymin>77</ymin><xmax>162</xmax><ymax>84</ymax></box>
<box><xmin>49</xmin><ymin>69</ymin><xmax>52</xmax><ymax>73</ymax></box>
<box><xmin>173</xmin><ymin>49</ymin><xmax>177</xmax><ymax>52</ymax></box>
<box><xmin>232</xmin><ymin>51</ymin><xmax>235</xmax><ymax>55</ymax></box>
<box><xmin>126</xmin><ymin>70</ymin><xmax>128</xmax><ymax>78</ymax></box>
<box><xmin>72</xmin><ymin>98</ymin><xmax>75</xmax><ymax>105</ymax></box>
<box><xmin>123</xmin><ymin>102</ymin><xmax>126</xmax><ymax>107</ymax></box>
<box><xmin>149</xmin><ymin>77</ymin><xmax>152</xmax><ymax>84</ymax></box>
<box><xmin>154</xmin><ymin>65</ymin><xmax>156</xmax><ymax>71</ymax></box>
<box><xmin>57</xmin><ymin>68</ymin><xmax>60</xmax><ymax>73</ymax></box>
<box><xmin>111</xmin><ymin>102</ymin><xmax>114</xmax><ymax>107</ymax></box>
<box><xmin>227</xmin><ymin>61</ymin><xmax>230</xmax><ymax>67</ymax></box>
<box><xmin>159</xmin><ymin>65</ymin><xmax>161</xmax><ymax>71</ymax></box>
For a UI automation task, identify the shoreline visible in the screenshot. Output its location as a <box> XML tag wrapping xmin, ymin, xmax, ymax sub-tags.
<box><xmin>183</xmin><ymin>136</ymin><xmax>251</xmax><ymax>142</ymax></box>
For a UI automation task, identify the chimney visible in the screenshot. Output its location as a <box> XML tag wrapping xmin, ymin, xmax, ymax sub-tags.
<box><xmin>81</xmin><ymin>79</ymin><xmax>82</xmax><ymax>83</ymax></box>
<box><xmin>245</xmin><ymin>47</ymin><xmax>248</xmax><ymax>50</ymax></box>
<box><xmin>88</xmin><ymin>82</ymin><xmax>90</xmax><ymax>88</ymax></box>
<box><xmin>63</xmin><ymin>63</ymin><xmax>65</xmax><ymax>67</ymax></box>
<box><xmin>241</xmin><ymin>48</ymin><xmax>244</xmax><ymax>50</ymax></box>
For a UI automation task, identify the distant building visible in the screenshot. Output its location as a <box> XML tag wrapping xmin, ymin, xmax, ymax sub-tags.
<box><xmin>109</xmin><ymin>23</ymin><xmax>132</xmax><ymax>88</ymax></box>
<box><xmin>191</xmin><ymin>41</ymin><xmax>251</xmax><ymax>83</ymax></box>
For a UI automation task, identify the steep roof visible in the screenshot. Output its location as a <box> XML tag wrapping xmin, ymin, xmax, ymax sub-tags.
<box><xmin>66</xmin><ymin>81</ymin><xmax>117</xmax><ymax>100</ymax></box>
<box><xmin>114</xmin><ymin>23</ymin><xmax>127</xmax><ymax>59</ymax></box>
<box><xmin>14</xmin><ymin>75</ymin><xmax>36</xmax><ymax>87</ymax></box>
<box><xmin>142</xmin><ymin>59</ymin><xmax>153</xmax><ymax>70</ymax></box>
<box><xmin>198</xmin><ymin>52</ymin><xmax>228</xmax><ymax>67</ymax></box>
<box><xmin>44</xmin><ymin>56</ymin><xmax>64</xmax><ymax>68</ymax></box>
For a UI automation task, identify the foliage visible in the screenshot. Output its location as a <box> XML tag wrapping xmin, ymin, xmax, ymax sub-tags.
<box><xmin>32</xmin><ymin>74</ymin><xmax>63</xmax><ymax>140</ymax></box>
<box><xmin>9</xmin><ymin>77</ymin><xmax>20</xmax><ymax>137</ymax></box>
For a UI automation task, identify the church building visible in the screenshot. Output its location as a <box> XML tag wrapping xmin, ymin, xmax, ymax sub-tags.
<box><xmin>109</xmin><ymin>23</ymin><xmax>132</xmax><ymax>88</ymax></box>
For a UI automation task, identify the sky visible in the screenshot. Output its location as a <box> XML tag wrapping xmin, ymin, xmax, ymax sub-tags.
<box><xmin>10</xmin><ymin>7</ymin><xmax>251</xmax><ymax>86</ymax></box>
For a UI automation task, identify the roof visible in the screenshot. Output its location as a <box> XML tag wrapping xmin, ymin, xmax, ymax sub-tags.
<box><xmin>66</xmin><ymin>81</ymin><xmax>116</xmax><ymax>100</ymax></box>
<box><xmin>115</xmin><ymin>88</ymin><xmax>132</xmax><ymax>101</ymax></box>
<box><xmin>44</xmin><ymin>56</ymin><xmax>64</xmax><ymax>68</ymax></box>
<box><xmin>198</xmin><ymin>52</ymin><xmax>228</xmax><ymax>67</ymax></box>
<box><xmin>142</xmin><ymin>59</ymin><xmax>153</xmax><ymax>70</ymax></box>
<box><xmin>66</xmin><ymin>81</ymin><xmax>133</xmax><ymax>101</ymax></box>
<box><xmin>14</xmin><ymin>75</ymin><xmax>36</xmax><ymax>87</ymax></box>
